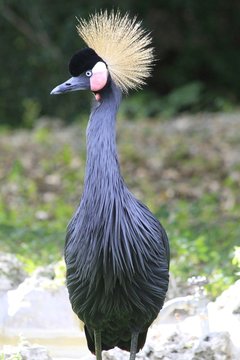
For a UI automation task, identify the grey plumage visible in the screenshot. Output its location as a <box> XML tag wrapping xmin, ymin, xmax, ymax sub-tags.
<box><xmin>64</xmin><ymin>82</ymin><xmax>169</xmax><ymax>351</ymax></box>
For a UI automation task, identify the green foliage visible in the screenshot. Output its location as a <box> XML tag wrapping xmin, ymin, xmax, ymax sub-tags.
<box><xmin>157</xmin><ymin>197</ymin><xmax>238</xmax><ymax>297</ymax></box>
<box><xmin>1</xmin><ymin>1</ymin><xmax>240</xmax><ymax>126</ymax></box>
<box><xmin>0</xmin><ymin>121</ymin><xmax>85</xmax><ymax>271</ymax></box>
<box><xmin>22</xmin><ymin>98</ymin><xmax>41</xmax><ymax>128</ymax></box>
<box><xmin>0</xmin><ymin>116</ymin><xmax>239</xmax><ymax>298</ymax></box>
<box><xmin>232</xmin><ymin>246</ymin><xmax>240</xmax><ymax>275</ymax></box>
<box><xmin>120</xmin><ymin>82</ymin><xmax>205</xmax><ymax>119</ymax></box>
<box><xmin>0</xmin><ymin>353</ymin><xmax>22</xmax><ymax>360</ymax></box>
<box><xmin>160</xmin><ymin>82</ymin><xmax>204</xmax><ymax>118</ymax></box>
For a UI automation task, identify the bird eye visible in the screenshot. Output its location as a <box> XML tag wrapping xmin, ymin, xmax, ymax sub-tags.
<box><xmin>86</xmin><ymin>70</ymin><xmax>92</xmax><ymax>77</ymax></box>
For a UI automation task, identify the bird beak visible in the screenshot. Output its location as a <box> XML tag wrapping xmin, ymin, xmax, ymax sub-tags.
<box><xmin>50</xmin><ymin>75</ymin><xmax>90</xmax><ymax>95</ymax></box>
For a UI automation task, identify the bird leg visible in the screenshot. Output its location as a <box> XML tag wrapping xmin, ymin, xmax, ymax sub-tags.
<box><xmin>129</xmin><ymin>331</ymin><xmax>139</xmax><ymax>360</ymax></box>
<box><xmin>94</xmin><ymin>330</ymin><xmax>102</xmax><ymax>360</ymax></box>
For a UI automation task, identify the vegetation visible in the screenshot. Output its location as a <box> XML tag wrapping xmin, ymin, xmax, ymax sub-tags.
<box><xmin>233</xmin><ymin>246</ymin><xmax>240</xmax><ymax>275</ymax></box>
<box><xmin>1</xmin><ymin>1</ymin><xmax>240</xmax><ymax>126</ymax></box>
<box><xmin>0</xmin><ymin>114</ymin><xmax>239</xmax><ymax>298</ymax></box>
<box><xmin>0</xmin><ymin>353</ymin><xmax>22</xmax><ymax>360</ymax></box>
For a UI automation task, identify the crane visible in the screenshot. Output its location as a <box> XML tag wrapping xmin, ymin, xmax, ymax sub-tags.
<box><xmin>51</xmin><ymin>10</ymin><xmax>170</xmax><ymax>360</ymax></box>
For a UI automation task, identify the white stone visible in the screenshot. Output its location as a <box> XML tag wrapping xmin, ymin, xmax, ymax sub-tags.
<box><xmin>214</xmin><ymin>280</ymin><xmax>240</xmax><ymax>314</ymax></box>
<box><xmin>192</xmin><ymin>332</ymin><xmax>232</xmax><ymax>360</ymax></box>
<box><xmin>2</xmin><ymin>272</ymin><xmax>82</xmax><ymax>339</ymax></box>
<box><xmin>0</xmin><ymin>253</ymin><xmax>27</xmax><ymax>332</ymax></box>
<box><xmin>100</xmin><ymin>332</ymin><xmax>233</xmax><ymax>360</ymax></box>
<box><xmin>207</xmin><ymin>281</ymin><xmax>240</xmax><ymax>357</ymax></box>
<box><xmin>1</xmin><ymin>344</ymin><xmax>52</xmax><ymax>360</ymax></box>
<box><xmin>0</xmin><ymin>252</ymin><xmax>26</xmax><ymax>293</ymax></box>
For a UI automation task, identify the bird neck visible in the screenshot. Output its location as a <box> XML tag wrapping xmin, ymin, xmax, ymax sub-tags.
<box><xmin>83</xmin><ymin>82</ymin><xmax>123</xmax><ymax>193</ymax></box>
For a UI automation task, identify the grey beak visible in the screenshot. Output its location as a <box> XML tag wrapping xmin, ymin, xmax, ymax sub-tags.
<box><xmin>50</xmin><ymin>75</ymin><xmax>90</xmax><ymax>95</ymax></box>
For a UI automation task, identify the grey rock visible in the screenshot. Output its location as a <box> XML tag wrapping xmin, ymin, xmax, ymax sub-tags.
<box><xmin>4</xmin><ymin>272</ymin><xmax>81</xmax><ymax>338</ymax></box>
<box><xmin>0</xmin><ymin>252</ymin><xmax>27</xmax><ymax>292</ymax></box>
<box><xmin>214</xmin><ymin>280</ymin><xmax>240</xmax><ymax>315</ymax></box>
<box><xmin>1</xmin><ymin>343</ymin><xmax>52</xmax><ymax>360</ymax></box>
<box><xmin>152</xmin><ymin>332</ymin><xmax>232</xmax><ymax>360</ymax></box>
<box><xmin>192</xmin><ymin>332</ymin><xmax>232</xmax><ymax>360</ymax></box>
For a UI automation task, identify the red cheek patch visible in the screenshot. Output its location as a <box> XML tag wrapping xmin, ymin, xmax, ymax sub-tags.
<box><xmin>94</xmin><ymin>93</ymin><xmax>101</xmax><ymax>101</ymax></box>
<box><xmin>90</xmin><ymin>71</ymin><xmax>108</xmax><ymax>92</ymax></box>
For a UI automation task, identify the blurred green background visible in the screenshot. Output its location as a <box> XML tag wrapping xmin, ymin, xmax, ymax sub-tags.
<box><xmin>1</xmin><ymin>0</ymin><xmax>240</xmax><ymax>125</ymax></box>
<box><xmin>0</xmin><ymin>0</ymin><xmax>240</xmax><ymax>297</ymax></box>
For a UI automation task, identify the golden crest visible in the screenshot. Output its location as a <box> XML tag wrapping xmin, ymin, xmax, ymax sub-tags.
<box><xmin>76</xmin><ymin>10</ymin><xmax>154</xmax><ymax>92</ymax></box>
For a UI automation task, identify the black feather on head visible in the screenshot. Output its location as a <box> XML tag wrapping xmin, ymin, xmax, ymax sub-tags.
<box><xmin>69</xmin><ymin>48</ymin><xmax>104</xmax><ymax>76</ymax></box>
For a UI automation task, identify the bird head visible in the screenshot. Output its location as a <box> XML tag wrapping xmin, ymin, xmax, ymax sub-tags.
<box><xmin>51</xmin><ymin>10</ymin><xmax>154</xmax><ymax>98</ymax></box>
<box><xmin>51</xmin><ymin>48</ymin><xmax>109</xmax><ymax>97</ymax></box>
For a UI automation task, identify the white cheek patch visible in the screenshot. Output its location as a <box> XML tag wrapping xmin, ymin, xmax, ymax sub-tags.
<box><xmin>90</xmin><ymin>61</ymin><xmax>108</xmax><ymax>92</ymax></box>
<box><xmin>92</xmin><ymin>61</ymin><xmax>107</xmax><ymax>74</ymax></box>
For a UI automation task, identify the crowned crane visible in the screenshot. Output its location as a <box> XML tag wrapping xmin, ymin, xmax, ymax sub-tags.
<box><xmin>51</xmin><ymin>10</ymin><xmax>169</xmax><ymax>360</ymax></box>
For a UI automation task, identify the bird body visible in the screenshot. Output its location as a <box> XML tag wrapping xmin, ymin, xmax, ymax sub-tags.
<box><xmin>51</xmin><ymin>10</ymin><xmax>170</xmax><ymax>360</ymax></box>
<box><xmin>65</xmin><ymin>81</ymin><xmax>169</xmax><ymax>352</ymax></box>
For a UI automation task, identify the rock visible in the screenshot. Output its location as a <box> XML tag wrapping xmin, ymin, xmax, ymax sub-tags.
<box><xmin>208</xmin><ymin>281</ymin><xmax>240</xmax><ymax>356</ymax></box>
<box><xmin>145</xmin><ymin>331</ymin><xmax>232</xmax><ymax>360</ymax></box>
<box><xmin>2</xmin><ymin>261</ymin><xmax>82</xmax><ymax>339</ymax></box>
<box><xmin>1</xmin><ymin>343</ymin><xmax>52</xmax><ymax>360</ymax></box>
<box><xmin>102</xmin><ymin>347</ymin><xmax>147</xmax><ymax>360</ymax></box>
<box><xmin>103</xmin><ymin>348</ymin><xmax>129</xmax><ymax>360</ymax></box>
<box><xmin>214</xmin><ymin>280</ymin><xmax>240</xmax><ymax>314</ymax></box>
<box><xmin>32</xmin><ymin>264</ymin><xmax>55</xmax><ymax>279</ymax></box>
<box><xmin>192</xmin><ymin>332</ymin><xmax>232</xmax><ymax>360</ymax></box>
<box><xmin>151</xmin><ymin>332</ymin><xmax>196</xmax><ymax>360</ymax></box>
<box><xmin>0</xmin><ymin>252</ymin><xmax>27</xmax><ymax>293</ymax></box>
<box><xmin>86</xmin><ymin>331</ymin><xmax>235</xmax><ymax>360</ymax></box>
<box><xmin>0</xmin><ymin>253</ymin><xmax>27</xmax><ymax>331</ymax></box>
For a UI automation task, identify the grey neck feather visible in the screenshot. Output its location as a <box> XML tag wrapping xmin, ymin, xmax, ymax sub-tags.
<box><xmin>82</xmin><ymin>81</ymin><xmax>123</xmax><ymax>202</ymax></box>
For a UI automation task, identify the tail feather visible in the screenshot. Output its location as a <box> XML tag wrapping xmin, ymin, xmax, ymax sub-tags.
<box><xmin>84</xmin><ymin>325</ymin><xmax>148</xmax><ymax>354</ymax></box>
